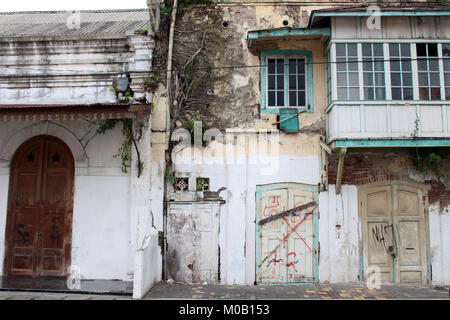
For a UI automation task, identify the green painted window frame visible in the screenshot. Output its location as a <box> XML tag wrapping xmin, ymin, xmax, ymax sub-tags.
<box><xmin>260</xmin><ymin>50</ymin><xmax>314</xmax><ymax>114</ymax></box>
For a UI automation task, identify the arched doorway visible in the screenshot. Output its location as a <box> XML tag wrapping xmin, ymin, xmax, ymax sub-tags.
<box><xmin>4</xmin><ymin>135</ymin><xmax>74</xmax><ymax>277</ymax></box>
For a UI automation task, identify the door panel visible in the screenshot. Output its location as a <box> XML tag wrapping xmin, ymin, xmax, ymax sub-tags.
<box><xmin>4</xmin><ymin>136</ymin><xmax>74</xmax><ymax>277</ymax></box>
<box><xmin>256</xmin><ymin>184</ymin><xmax>317</xmax><ymax>284</ymax></box>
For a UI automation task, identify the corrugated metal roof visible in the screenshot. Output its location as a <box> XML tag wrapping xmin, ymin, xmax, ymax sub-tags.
<box><xmin>0</xmin><ymin>9</ymin><xmax>150</xmax><ymax>38</ymax></box>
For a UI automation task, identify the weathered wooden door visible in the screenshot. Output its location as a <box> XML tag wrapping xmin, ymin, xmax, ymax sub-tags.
<box><xmin>166</xmin><ymin>202</ymin><xmax>220</xmax><ymax>284</ymax></box>
<box><xmin>360</xmin><ymin>183</ymin><xmax>428</xmax><ymax>284</ymax></box>
<box><xmin>4</xmin><ymin>135</ymin><xmax>74</xmax><ymax>277</ymax></box>
<box><xmin>256</xmin><ymin>183</ymin><xmax>318</xmax><ymax>284</ymax></box>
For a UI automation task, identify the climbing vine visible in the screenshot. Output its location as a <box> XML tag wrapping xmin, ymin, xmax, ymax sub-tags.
<box><xmin>409</xmin><ymin>147</ymin><xmax>449</xmax><ymax>177</ymax></box>
<box><xmin>96</xmin><ymin>119</ymin><xmax>144</xmax><ymax>177</ymax></box>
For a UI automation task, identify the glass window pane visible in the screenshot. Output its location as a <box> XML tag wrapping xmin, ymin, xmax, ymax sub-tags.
<box><xmin>430</xmin><ymin>73</ymin><xmax>440</xmax><ymax>86</ymax></box>
<box><xmin>444</xmin><ymin>72</ymin><xmax>450</xmax><ymax>85</ymax></box>
<box><xmin>403</xmin><ymin>88</ymin><xmax>413</xmax><ymax>100</ymax></box>
<box><xmin>336</xmin><ymin>44</ymin><xmax>346</xmax><ymax>56</ymax></box>
<box><xmin>336</xmin><ymin>58</ymin><xmax>347</xmax><ymax>71</ymax></box>
<box><xmin>289</xmin><ymin>60</ymin><xmax>296</xmax><ymax>74</ymax></box>
<box><xmin>337</xmin><ymin>73</ymin><xmax>347</xmax><ymax>85</ymax></box>
<box><xmin>289</xmin><ymin>91</ymin><xmax>297</xmax><ymax>106</ymax></box>
<box><xmin>363</xmin><ymin>72</ymin><xmax>373</xmax><ymax>85</ymax></box>
<box><xmin>444</xmin><ymin>59</ymin><xmax>450</xmax><ymax>71</ymax></box>
<box><xmin>364</xmin><ymin>87</ymin><xmax>374</xmax><ymax>100</ymax></box>
<box><xmin>401</xmin><ymin>60</ymin><xmax>412</xmax><ymax>71</ymax></box>
<box><xmin>268</xmin><ymin>59</ymin><xmax>276</xmax><ymax>73</ymax></box>
<box><xmin>391</xmin><ymin>73</ymin><xmax>401</xmax><ymax>86</ymax></box>
<box><xmin>375</xmin><ymin>73</ymin><xmax>385</xmax><ymax>86</ymax></box>
<box><xmin>348</xmin><ymin>58</ymin><xmax>358</xmax><ymax>71</ymax></box>
<box><xmin>289</xmin><ymin>75</ymin><xmax>296</xmax><ymax>90</ymax></box>
<box><xmin>268</xmin><ymin>91</ymin><xmax>275</xmax><ymax>106</ymax></box>
<box><xmin>347</xmin><ymin>44</ymin><xmax>357</xmax><ymax>56</ymax></box>
<box><xmin>374</xmin><ymin>61</ymin><xmax>384</xmax><ymax>71</ymax></box>
<box><xmin>392</xmin><ymin>88</ymin><xmax>402</xmax><ymax>100</ymax></box>
<box><xmin>349</xmin><ymin>88</ymin><xmax>359</xmax><ymax>100</ymax></box>
<box><xmin>429</xmin><ymin>58</ymin><xmax>439</xmax><ymax>71</ymax></box>
<box><xmin>362</xmin><ymin>44</ymin><xmax>372</xmax><ymax>56</ymax></box>
<box><xmin>298</xmin><ymin>60</ymin><xmax>305</xmax><ymax>73</ymax></box>
<box><xmin>349</xmin><ymin>73</ymin><xmax>359</xmax><ymax>86</ymax></box>
<box><xmin>277</xmin><ymin>75</ymin><xmax>284</xmax><ymax>89</ymax></box>
<box><xmin>446</xmin><ymin>88</ymin><xmax>450</xmax><ymax>100</ymax></box>
<box><xmin>390</xmin><ymin>61</ymin><xmax>400</xmax><ymax>71</ymax></box>
<box><xmin>337</xmin><ymin>88</ymin><xmax>347</xmax><ymax>100</ymax></box>
<box><xmin>389</xmin><ymin>43</ymin><xmax>399</xmax><ymax>57</ymax></box>
<box><xmin>375</xmin><ymin>87</ymin><xmax>386</xmax><ymax>99</ymax></box>
<box><xmin>402</xmin><ymin>73</ymin><xmax>412</xmax><ymax>86</ymax></box>
<box><xmin>419</xmin><ymin>73</ymin><xmax>429</xmax><ymax>86</ymax></box>
<box><xmin>298</xmin><ymin>75</ymin><xmax>305</xmax><ymax>89</ymax></box>
<box><xmin>298</xmin><ymin>91</ymin><xmax>306</xmax><ymax>106</ymax></box>
<box><xmin>418</xmin><ymin>59</ymin><xmax>428</xmax><ymax>71</ymax></box>
<box><xmin>373</xmin><ymin>44</ymin><xmax>383</xmax><ymax>56</ymax></box>
<box><xmin>268</xmin><ymin>75</ymin><xmax>275</xmax><ymax>90</ymax></box>
<box><xmin>443</xmin><ymin>44</ymin><xmax>450</xmax><ymax>57</ymax></box>
<box><xmin>276</xmin><ymin>91</ymin><xmax>284</xmax><ymax>106</ymax></box>
<box><xmin>419</xmin><ymin>88</ymin><xmax>429</xmax><ymax>100</ymax></box>
<box><xmin>400</xmin><ymin>44</ymin><xmax>410</xmax><ymax>56</ymax></box>
<box><xmin>276</xmin><ymin>59</ymin><xmax>284</xmax><ymax>73</ymax></box>
<box><xmin>430</xmin><ymin>88</ymin><xmax>440</xmax><ymax>100</ymax></box>
<box><xmin>363</xmin><ymin>61</ymin><xmax>373</xmax><ymax>71</ymax></box>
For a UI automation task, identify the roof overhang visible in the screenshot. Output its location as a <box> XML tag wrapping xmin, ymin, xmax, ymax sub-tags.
<box><xmin>0</xmin><ymin>103</ymin><xmax>151</xmax><ymax>121</ymax></box>
<box><xmin>309</xmin><ymin>6</ymin><xmax>450</xmax><ymax>27</ymax></box>
<box><xmin>247</xmin><ymin>27</ymin><xmax>331</xmax><ymax>53</ymax></box>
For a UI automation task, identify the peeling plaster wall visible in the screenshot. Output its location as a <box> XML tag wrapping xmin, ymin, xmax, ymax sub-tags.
<box><xmin>0</xmin><ymin>120</ymin><xmax>138</xmax><ymax>281</ymax></box>
<box><xmin>429</xmin><ymin>202</ymin><xmax>450</xmax><ymax>285</ymax></box>
<box><xmin>318</xmin><ymin>185</ymin><xmax>360</xmax><ymax>283</ymax></box>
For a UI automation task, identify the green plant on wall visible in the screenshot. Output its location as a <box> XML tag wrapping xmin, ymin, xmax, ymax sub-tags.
<box><xmin>409</xmin><ymin>147</ymin><xmax>449</xmax><ymax>177</ymax></box>
<box><xmin>184</xmin><ymin>120</ymin><xmax>206</xmax><ymax>145</ymax></box>
<box><xmin>97</xmin><ymin>119</ymin><xmax>144</xmax><ymax>177</ymax></box>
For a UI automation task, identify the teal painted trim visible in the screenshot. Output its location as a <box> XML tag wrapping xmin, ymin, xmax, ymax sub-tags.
<box><xmin>248</xmin><ymin>27</ymin><xmax>331</xmax><ymax>41</ymax></box>
<box><xmin>260</xmin><ymin>50</ymin><xmax>314</xmax><ymax>115</ymax></box>
<box><xmin>427</xmin><ymin>255</ymin><xmax>432</xmax><ymax>284</ymax></box>
<box><xmin>334</xmin><ymin>139</ymin><xmax>450</xmax><ymax>148</ymax></box>
<box><xmin>310</xmin><ymin>10</ymin><xmax>450</xmax><ymax>26</ymax></box>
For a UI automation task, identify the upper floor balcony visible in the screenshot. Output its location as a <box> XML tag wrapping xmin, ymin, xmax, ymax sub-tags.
<box><xmin>326</xmin><ymin>41</ymin><xmax>450</xmax><ymax>148</ymax></box>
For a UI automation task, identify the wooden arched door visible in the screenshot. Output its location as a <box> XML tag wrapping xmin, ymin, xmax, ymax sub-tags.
<box><xmin>4</xmin><ymin>135</ymin><xmax>74</xmax><ymax>277</ymax></box>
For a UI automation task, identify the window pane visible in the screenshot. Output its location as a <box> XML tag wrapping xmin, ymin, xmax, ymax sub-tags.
<box><xmin>289</xmin><ymin>75</ymin><xmax>296</xmax><ymax>90</ymax></box>
<box><xmin>268</xmin><ymin>59</ymin><xmax>276</xmax><ymax>73</ymax></box>
<box><xmin>336</xmin><ymin>58</ymin><xmax>347</xmax><ymax>71</ymax></box>
<box><xmin>268</xmin><ymin>91</ymin><xmax>275</xmax><ymax>106</ymax></box>
<box><xmin>337</xmin><ymin>73</ymin><xmax>347</xmax><ymax>85</ymax></box>
<box><xmin>401</xmin><ymin>44</ymin><xmax>410</xmax><ymax>56</ymax></box>
<box><xmin>392</xmin><ymin>88</ymin><xmax>402</xmax><ymax>100</ymax></box>
<box><xmin>298</xmin><ymin>75</ymin><xmax>305</xmax><ymax>89</ymax></box>
<box><xmin>443</xmin><ymin>44</ymin><xmax>450</xmax><ymax>56</ymax></box>
<box><xmin>363</xmin><ymin>72</ymin><xmax>373</xmax><ymax>85</ymax></box>
<box><xmin>336</xmin><ymin>44</ymin><xmax>346</xmax><ymax>56</ymax></box>
<box><xmin>348</xmin><ymin>58</ymin><xmax>358</xmax><ymax>71</ymax></box>
<box><xmin>375</xmin><ymin>73</ymin><xmax>385</xmax><ymax>86</ymax></box>
<box><xmin>416</xmin><ymin>43</ymin><xmax>427</xmax><ymax>56</ymax></box>
<box><xmin>363</xmin><ymin>61</ymin><xmax>373</xmax><ymax>71</ymax></box>
<box><xmin>373</xmin><ymin>44</ymin><xmax>383</xmax><ymax>56</ymax></box>
<box><xmin>362</xmin><ymin>44</ymin><xmax>372</xmax><ymax>56</ymax></box>
<box><xmin>348</xmin><ymin>44</ymin><xmax>357</xmax><ymax>56</ymax></box>
<box><xmin>298</xmin><ymin>60</ymin><xmax>305</xmax><ymax>73</ymax></box>
<box><xmin>402</xmin><ymin>60</ymin><xmax>412</xmax><ymax>71</ymax></box>
<box><xmin>403</xmin><ymin>88</ymin><xmax>413</xmax><ymax>100</ymax></box>
<box><xmin>389</xmin><ymin>43</ymin><xmax>399</xmax><ymax>57</ymax></box>
<box><xmin>430</xmin><ymin>73</ymin><xmax>440</xmax><ymax>86</ymax></box>
<box><xmin>268</xmin><ymin>75</ymin><xmax>275</xmax><ymax>90</ymax></box>
<box><xmin>446</xmin><ymin>88</ymin><xmax>450</xmax><ymax>100</ymax></box>
<box><xmin>375</xmin><ymin>87</ymin><xmax>386</xmax><ymax>99</ymax></box>
<box><xmin>337</xmin><ymin>88</ymin><xmax>347</xmax><ymax>100</ymax></box>
<box><xmin>418</xmin><ymin>59</ymin><xmax>428</xmax><ymax>71</ymax></box>
<box><xmin>364</xmin><ymin>87</ymin><xmax>374</xmax><ymax>100</ymax></box>
<box><xmin>444</xmin><ymin>59</ymin><xmax>450</xmax><ymax>71</ymax></box>
<box><xmin>419</xmin><ymin>73</ymin><xmax>428</xmax><ymax>86</ymax></box>
<box><xmin>374</xmin><ymin>61</ymin><xmax>384</xmax><ymax>71</ymax></box>
<box><xmin>391</xmin><ymin>73</ymin><xmax>401</xmax><ymax>86</ymax></box>
<box><xmin>298</xmin><ymin>91</ymin><xmax>306</xmax><ymax>106</ymax></box>
<box><xmin>429</xmin><ymin>58</ymin><xmax>439</xmax><ymax>71</ymax></box>
<box><xmin>277</xmin><ymin>75</ymin><xmax>284</xmax><ymax>89</ymax></box>
<box><xmin>430</xmin><ymin>88</ymin><xmax>441</xmax><ymax>100</ymax></box>
<box><xmin>402</xmin><ymin>73</ymin><xmax>412</xmax><ymax>86</ymax></box>
<box><xmin>289</xmin><ymin>60</ymin><xmax>296</xmax><ymax>74</ymax></box>
<box><xmin>349</xmin><ymin>73</ymin><xmax>359</xmax><ymax>86</ymax></box>
<box><xmin>276</xmin><ymin>59</ymin><xmax>284</xmax><ymax>73</ymax></box>
<box><xmin>349</xmin><ymin>87</ymin><xmax>359</xmax><ymax>100</ymax></box>
<box><xmin>390</xmin><ymin>61</ymin><xmax>400</xmax><ymax>71</ymax></box>
<box><xmin>276</xmin><ymin>91</ymin><xmax>284</xmax><ymax>106</ymax></box>
<box><xmin>289</xmin><ymin>91</ymin><xmax>297</xmax><ymax>106</ymax></box>
<box><xmin>445</xmin><ymin>72</ymin><xmax>450</xmax><ymax>84</ymax></box>
<box><xmin>419</xmin><ymin>88</ymin><xmax>429</xmax><ymax>100</ymax></box>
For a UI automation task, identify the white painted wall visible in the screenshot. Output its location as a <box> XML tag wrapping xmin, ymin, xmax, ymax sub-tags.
<box><xmin>429</xmin><ymin>202</ymin><xmax>450</xmax><ymax>285</ymax></box>
<box><xmin>318</xmin><ymin>185</ymin><xmax>360</xmax><ymax>283</ymax></box>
